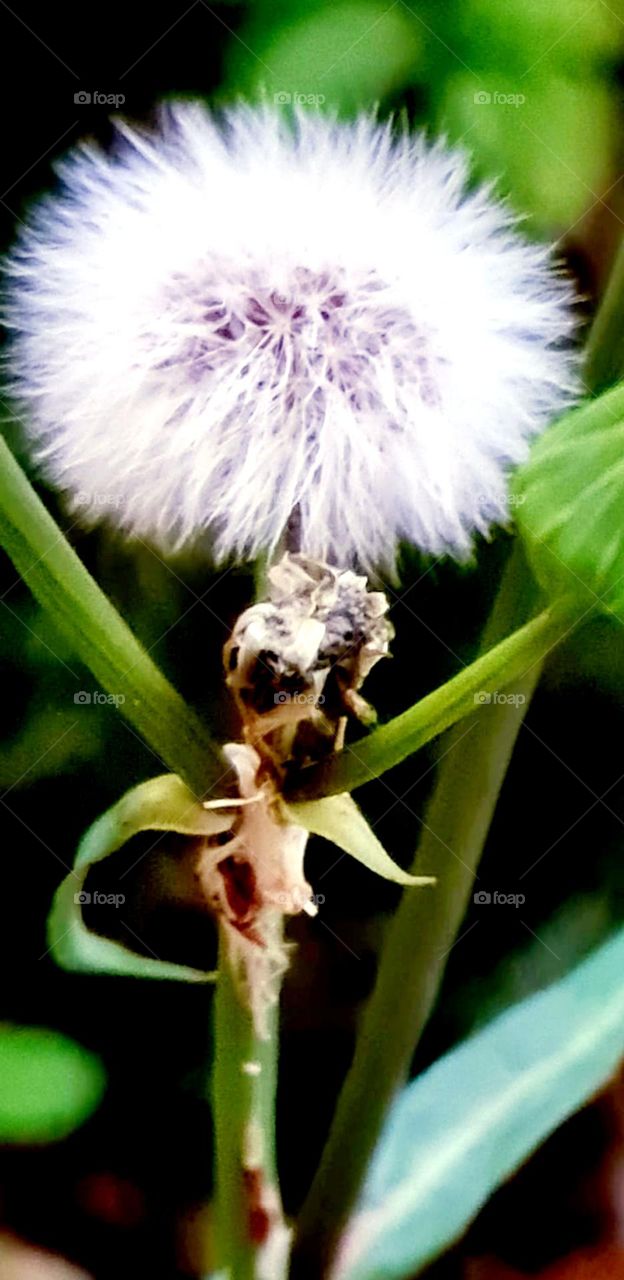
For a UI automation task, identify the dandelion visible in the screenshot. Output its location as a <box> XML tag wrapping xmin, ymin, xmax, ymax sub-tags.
<box><xmin>3</xmin><ymin>102</ymin><xmax>577</xmax><ymax>571</ymax></box>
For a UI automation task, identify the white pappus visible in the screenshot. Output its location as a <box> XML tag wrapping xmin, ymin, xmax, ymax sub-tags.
<box><xmin>2</xmin><ymin>102</ymin><xmax>578</xmax><ymax>571</ymax></box>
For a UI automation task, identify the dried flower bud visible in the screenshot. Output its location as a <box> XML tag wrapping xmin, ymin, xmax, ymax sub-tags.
<box><xmin>224</xmin><ymin>553</ymin><xmax>393</xmax><ymax>751</ymax></box>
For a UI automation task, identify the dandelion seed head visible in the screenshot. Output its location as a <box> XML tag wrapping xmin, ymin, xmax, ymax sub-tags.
<box><xmin>2</xmin><ymin>102</ymin><xmax>578</xmax><ymax>569</ymax></box>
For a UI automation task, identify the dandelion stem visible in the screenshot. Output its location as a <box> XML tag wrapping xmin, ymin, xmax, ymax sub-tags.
<box><xmin>213</xmin><ymin>942</ymin><xmax>280</xmax><ymax>1277</ymax></box>
<box><xmin>211</xmin><ymin>557</ymin><xmax>285</xmax><ymax>1279</ymax></box>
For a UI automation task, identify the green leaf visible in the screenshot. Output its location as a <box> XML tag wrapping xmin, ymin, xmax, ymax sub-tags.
<box><xmin>457</xmin><ymin>0</ymin><xmax>624</xmax><ymax>76</ymax></box>
<box><xmin>337</xmin><ymin>928</ymin><xmax>624</xmax><ymax>1280</ymax></box>
<box><xmin>224</xmin><ymin>1</ymin><xmax>422</xmax><ymax>111</ymax></box>
<box><xmin>440</xmin><ymin>71</ymin><xmax>613</xmax><ymax>229</ymax></box>
<box><xmin>48</xmin><ymin>774</ymin><xmax>235</xmax><ymax>980</ymax></box>
<box><xmin>286</xmin><ymin>793</ymin><xmax>434</xmax><ymax>886</ymax></box>
<box><xmin>0</xmin><ymin>1024</ymin><xmax>105</xmax><ymax>1143</ymax></box>
<box><xmin>0</xmin><ymin>436</ymin><xmax>226</xmax><ymax>797</ymax></box>
<box><xmin>514</xmin><ymin>381</ymin><xmax>624</xmax><ymax>619</ymax></box>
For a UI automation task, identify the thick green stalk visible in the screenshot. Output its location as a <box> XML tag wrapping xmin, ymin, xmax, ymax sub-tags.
<box><xmin>211</xmin><ymin>556</ymin><xmax>284</xmax><ymax>1279</ymax></box>
<box><xmin>290</xmin><ymin>546</ymin><xmax>543</xmax><ymax>1277</ymax></box>
<box><xmin>0</xmin><ymin>438</ymin><xmax>225</xmax><ymax>797</ymax></box>
<box><xmin>287</xmin><ymin>596</ymin><xmax>577</xmax><ymax>801</ymax></box>
<box><xmin>213</xmin><ymin>940</ymin><xmax>280</xmax><ymax>1277</ymax></box>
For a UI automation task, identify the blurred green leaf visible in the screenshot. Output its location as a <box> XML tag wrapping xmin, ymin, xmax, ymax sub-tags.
<box><xmin>458</xmin><ymin>0</ymin><xmax>624</xmax><ymax>76</ymax></box>
<box><xmin>338</xmin><ymin>926</ymin><xmax>624</xmax><ymax>1280</ymax></box>
<box><xmin>225</xmin><ymin>1</ymin><xmax>422</xmax><ymax>111</ymax></box>
<box><xmin>514</xmin><ymin>381</ymin><xmax>624</xmax><ymax>619</ymax></box>
<box><xmin>440</xmin><ymin>70</ymin><xmax>613</xmax><ymax>227</ymax></box>
<box><xmin>0</xmin><ymin>1024</ymin><xmax>105</xmax><ymax>1144</ymax></box>
<box><xmin>48</xmin><ymin>774</ymin><xmax>235</xmax><ymax>980</ymax></box>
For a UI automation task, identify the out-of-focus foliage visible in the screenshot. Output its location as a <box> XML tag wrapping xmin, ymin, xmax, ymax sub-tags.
<box><xmin>338</xmin><ymin>927</ymin><xmax>624</xmax><ymax>1280</ymax></box>
<box><xmin>441</xmin><ymin>0</ymin><xmax>622</xmax><ymax>227</ymax></box>
<box><xmin>220</xmin><ymin>0</ymin><xmax>623</xmax><ymax>232</ymax></box>
<box><xmin>224</xmin><ymin>1</ymin><xmax>422</xmax><ymax>111</ymax></box>
<box><xmin>0</xmin><ymin>1024</ymin><xmax>105</xmax><ymax>1143</ymax></box>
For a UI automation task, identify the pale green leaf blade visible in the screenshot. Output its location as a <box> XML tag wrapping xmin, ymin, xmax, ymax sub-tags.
<box><xmin>287</xmin><ymin>794</ymin><xmax>435</xmax><ymax>887</ymax></box>
<box><xmin>338</xmin><ymin>928</ymin><xmax>624</xmax><ymax>1280</ymax></box>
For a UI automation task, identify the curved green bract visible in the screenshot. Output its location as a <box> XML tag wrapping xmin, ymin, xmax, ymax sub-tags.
<box><xmin>47</xmin><ymin>774</ymin><xmax>236</xmax><ymax>981</ymax></box>
<box><xmin>287</xmin><ymin>793</ymin><xmax>435</xmax><ymax>887</ymax></box>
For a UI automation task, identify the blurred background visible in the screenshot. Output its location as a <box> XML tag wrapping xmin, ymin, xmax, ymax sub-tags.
<box><xmin>2</xmin><ymin>1</ymin><xmax>624</xmax><ymax>1276</ymax></box>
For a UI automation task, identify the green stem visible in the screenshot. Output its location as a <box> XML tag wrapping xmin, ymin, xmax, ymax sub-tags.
<box><xmin>290</xmin><ymin>545</ymin><xmax>543</xmax><ymax>1277</ymax></box>
<box><xmin>213</xmin><ymin>932</ymin><xmax>280</xmax><ymax>1277</ymax></box>
<box><xmin>584</xmin><ymin>232</ymin><xmax>624</xmax><ymax>394</ymax></box>
<box><xmin>211</xmin><ymin>557</ymin><xmax>285</xmax><ymax>1279</ymax></box>
<box><xmin>286</xmin><ymin>595</ymin><xmax>579</xmax><ymax>801</ymax></box>
<box><xmin>0</xmin><ymin>438</ymin><xmax>226</xmax><ymax>797</ymax></box>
